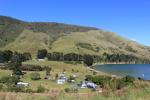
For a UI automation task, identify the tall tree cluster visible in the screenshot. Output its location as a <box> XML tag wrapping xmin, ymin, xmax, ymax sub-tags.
<box><xmin>0</xmin><ymin>50</ymin><xmax>13</xmax><ymax>63</ymax></box>
<box><xmin>9</xmin><ymin>54</ymin><xmax>23</xmax><ymax>75</ymax></box>
<box><xmin>37</xmin><ymin>49</ymin><xmax>47</xmax><ymax>59</ymax></box>
<box><xmin>46</xmin><ymin>52</ymin><xmax>83</xmax><ymax>61</ymax></box>
<box><xmin>36</xmin><ymin>49</ymin><xmax>150</xmax><ymax>65</ymax></box>
<box><xmin>0</xmin><ymin>50</ymin><xmax>32</xmax><ymax>63</ymax></box>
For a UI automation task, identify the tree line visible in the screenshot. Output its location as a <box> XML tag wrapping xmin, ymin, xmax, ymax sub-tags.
<box><xmin>37</xmin><ymin>49</ymin><xmax>150</xmax><ymax>65</ymax></box>
<box><xmin>93</xmin><ymin>53</ymin><xmax>150</xmax><ymax>64</ymax></box>
<box><xmin>0</xmin><ymin>50</ymin><xmax>32</xmax><ymax>63</ymax></box>
<box><xmin>0</xmin><ymin>49</ymin><xmax>149</xmax><ymax>65</ymax></box>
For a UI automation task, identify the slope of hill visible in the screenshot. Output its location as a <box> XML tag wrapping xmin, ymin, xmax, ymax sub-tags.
<box><xmin>0</xmin><ymin>15</ymin><xmax>150</xmax><ymax>60</ymax></box>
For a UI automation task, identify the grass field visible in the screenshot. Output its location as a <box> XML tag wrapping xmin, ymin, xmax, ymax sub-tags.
<box><xmin>0</xmin><ymin>60</ymin><xmax>101</xmax><ymax>92</ymax></box>
<box><xmin>0</xmin><ymin>86</ymin><xmax>150</xmax><ymax>100</ymax></box>
<box><xmin>1</xmin><ymin>60</ymin><xmax>150</xmax><ymax>100</ymax></box>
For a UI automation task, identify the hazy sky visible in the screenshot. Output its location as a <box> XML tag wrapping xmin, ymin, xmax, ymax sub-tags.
<box><xmin>0</xmin><ymin>0</ymin><xmax>150</xmax><ymax>46</ymax></box>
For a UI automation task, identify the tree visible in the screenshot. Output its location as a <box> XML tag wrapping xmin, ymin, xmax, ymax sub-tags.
<box><xmin>3</xmin><ymin>50</ymin><xmax>13</xmax><ymax>62</ymax></box>
<box><xmin>0</xmin><ymin>50</ymin><xmax>13</xmax><ymax>63</ymax></box>
<box><xmin>45</xmin><ymin>66</ymin><xmax>51</xmax><ymax>76</ymax></box>
<box><xmin>83</xmin><ymin>55</ymin><xmax>94</xmax><ymax>66</ymax></box>
<box><xmin>22</xmin><ymin>52</ymin><xmax>32</xmax><ymax>61</ymax></box>
<box><xmin>55</xmin><ymin>74</ymin><xmax>58</xmax><ymax>80</ymax></box>
<box><xmin>10</xmin><ymin>54</ymin><xmax>23</xmax><ymax>76</ymax></box>
<box><xmin>30</xmin><ymin>73</ymin><xmax>41</xmax><ymax>80</ymax></box>
<box><xmin>37</xmin><ymin>49</ymin><xmax>47</xmax><ymax>59</ymax></box>
<box><xmin>0</xmin><ymin>76</ymin><xmax>19</xmax><ymax>85</ymax></box>
<box><xmin>36</xmin><ymin>85</ymin><xmax>46</xmax><ymax>93</ymax></box>
<box><xmin>68</xmin><ymin>75</ymin><xmax>75</xmax><ymax>83</ymax></box>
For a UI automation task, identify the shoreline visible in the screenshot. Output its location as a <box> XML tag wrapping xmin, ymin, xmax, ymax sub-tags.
<box><xmin>87</xmin><ymin>66</ymin><xmax>122</xmax><ymax>78</ymax></box>
<box><xmin>92</xmin><ymin>62</ymin><xmax>150</xmax><ymax>66</ymax></box>
<box><xmin>86</xmin><ymin>66</ymin><xmax>112</xmax><ymax>77</ymax></box>
<box><xmin>88</xmin><ymin>64</ymin><xmax>125</xmax><ymax>78</ymax></box>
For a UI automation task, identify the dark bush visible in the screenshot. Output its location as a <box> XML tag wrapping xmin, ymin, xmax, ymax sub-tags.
<box><xmin>67</xmin><ymin>76</ymin><xmax>75</xmax><ymax>83</ymax></box>
<box><xmin>92</xmin><ymin>75</ymin><xmax>111</xmax><ymax>87</ymax></box>
<box><xmin>83</xmin><ymin>55</ymin><xmax>94</xmax><ymax>66</ymax></box>
<box><xmin>64</xmin><ymin>88</ymin><xmax>70</xmax><ymax>93</ymax></box>
<box><xmin>123</xmin><ymin>75</ymin><xmax>135</xmax><ymax>83</ymax></box>
<box><xmin>30</xmin><ymin>73</ymin><xmax>41</xmax><ymax>80</ymax></box>
<box><xmin>21</xmin><ymin>64</ymin><xmax>43</xmax><ymax>71</ymax></box>
<box><xmin>64</xmin><ymin>61</ymin><xmax>82</xmax><ymax>65</ymax></box>
<box><xmin>85</xmin><ymin>75</ymin><xmax>111</xmax><ymax>87</ymax></box>
<box><xmin>36</xmin><ymin>85</ymin><xmax>46</xmax><ymax>93</ymax></box>
<box><xmin>0</xmin><ymin>84</ymin><xmax>3</xmax><ymax>91</ymax></box>
<box><xmin>93</xmin><ymin>71</ymin><xmax>97</xmax><ymax>75</ymax></box>
<box><xmin>25</xmin><ymin>88</ymin><xmax>34</xmax><ymax>93</ymax></box>
<box><xmin>7</xmin><ymin>85</ymin><xmax>25</xmax><ymax>92</ymax></box>
<box><xmin>37</xmin><ymin>49</ymin><xmax>47</xmax><ymax>59</ymax></box>
<box><xmin>64</xmin><ymin>87</ymin><xmax>78</xmax><ymax>93</ymax></box>
<box><xmin>71</xmin><ymin>88</ymin><xmax>78</xmax><ymax>93</ymax></box>
<box><xmin>0</xmin><ymin>76</ymin><xmax>9</xmax><ymax>83</ymax></box>
<box><xmin>0</xmin><ymin>76</ymin><xmax>19</xmax><ymax>85</ymax></box>
<box><xmin>116</xmin><ymin>79</ymin><xmax>127</xmax><ymax>90</ymax></box>
<box><xmin>85</xmin><ymin>75</ymin><xmax>93</xmax><ymax>81</ymax></box>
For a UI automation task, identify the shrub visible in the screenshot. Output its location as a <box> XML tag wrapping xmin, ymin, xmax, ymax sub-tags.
<box><xmin>76</xmin><ymin>43</ymin><xmax>94</xmax><ymax>51</ymax></box>
<box><xmin>0</xmin><ymin>76</ymin><xmax>9</xmax><ymax>83</ymax></box>
<box><xmin>109</xmin><ymin>78</ymin><xmax>127</xmax><ymax>91</ymax></box>
<box><xmin>36</xmin><ymin>85</ymin><xmax>46</xmax><ymax>93</ymax></box>
<box><xmin>116</xmin><ymin>79</ymin><xmax>127</xmax><ymax>89</ymax></box>
<box><xmin>71</xmin><ymin>88</ymin><xmax>78</xmax><ymax>93</ymax></box>
<box><xmin>0</xmin><ymin>76</ymin><xmax>19</xmax><ymax>85</ymax></box>
<box><xmin>30</xmin><ymin>73</ymin><xmax>41</xmax><ymax>80</ymax></box>
<box><xmin>68</xmin><ymin>76</ymin><xmax>75</xmax><ymax>83</ymax></box>
<box><xmin>83</xmin><ymin>55</ymin><xmax>94</xmax><ymax>66</ymax></box>
<box><xmin>0</xmin><ymin>84</ymin><xmax>3</xmax><ymax>91</ymax></box>
<box><xmin>8</xmin><ymin>76</ymin><xmax>20</xmax><ymax>84</ymax></box>
<box><xmin>25</xmin><ymin>88</ymin><xmax>34</xmax><ymax>93</ymax></box>
<box><xmin>93</xmin><ymin>71</ymin><xmax>97</xmax><ymax>75</ymax></box>
<box><xmin>85</xmin><ymin>75</ymin><xmax>93</xmax><ymax>81</ymax></box>
<box><xmin>7</xmin><ymin>85</ymin><xmax>25</xmax><ymax>92</ymax></box>
<box><xmin>64</xmin><ymin>87</ymin><xmax>78</xmax><ymax>93</ymax></box>
<box><xmin>72</xmin><ymin>69</ymin><xmax>74</xmax><ymax>72</ymax></box>
<box><xmin>88</xmin><ymin>75</ymin><xmax>111</xmax><ymax>87</ymax></box>
<box><xmin>123</xmin><ymin>75</ymin><xmax>135</xmax><ymax>83</ymax></box>
<box><xmin>64</xmin><ymin>61</ymin><xmax>82</xmax><ymax>65</ymax></box>
<box><xmin>37</xmin><ymin>49</ymin><xmax>47</xmax><ymax>59</ymax></box>
<box><xmin>64</xmin><ymin>88</ymin><xmax>70</xmax><ymax>93</ymax></box>
<box><xmin>45</xmin><ymin>66</ymin><xmax>51</xmax><ymax>76</ymax></box>
<box><xmin>21</xmin><ymin>64</ymin><xmax>43</xmax><ymax>71</ymax></box>
<box><xmin>55</xmin><ymin>74</ymin><xmax>58</xmax><ymax>80</ymax></box>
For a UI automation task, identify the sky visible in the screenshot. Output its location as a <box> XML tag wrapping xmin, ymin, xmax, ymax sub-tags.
<box><xmin>0</xmin><ymin>0</ymin><xmax>150</xmax><ymax>46</ymax></box>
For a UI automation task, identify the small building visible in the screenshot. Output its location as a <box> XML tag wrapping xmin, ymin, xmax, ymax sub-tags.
<box><xmin>57</xmin><ymin>79</ymin><xmax>66</xmax><ymax>84</ymax></box>
<box><xmin>17</xmin><ymin>82</ymin><xmax>29</xmax><ymax>87</ymax></box>
<box><xmin>59</xmin><ymin>74</ymin><xmax>65</xmax><ymax>77</ymax></box>
<box><xmin>73</xmin><ymin>74</ymin><xmax>77</xmax><ymax>78</ymax></box>
<box><xmin>37</xmin><ymin>59</ymin><xmax>45</xmax><ymax>62</ymax></box>
<box><xmin>57</xmin><ymin>74</ymin><xmax>68</xmax><ymax>84</ymax></box>
<box><xmin>59</xmin><ymin>74</ymin><xmax>68</xmax><ymax>81</ymax></box>
<box><xmin>71</xmin><ymin>80</ymin><xmax>75</xmax><ymax>83</ymax></box>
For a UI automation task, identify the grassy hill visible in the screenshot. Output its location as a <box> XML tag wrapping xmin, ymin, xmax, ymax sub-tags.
<box><xmin>0</xmin><ymin>15</ymin><xmax>150</xmax><ymax>60</ymax></box>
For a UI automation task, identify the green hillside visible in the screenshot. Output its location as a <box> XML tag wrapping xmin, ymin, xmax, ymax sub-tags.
<box><xmin>0</xmin><ymin>16</ymin><xmax>150</xmax><ymax>60</ymax></box>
